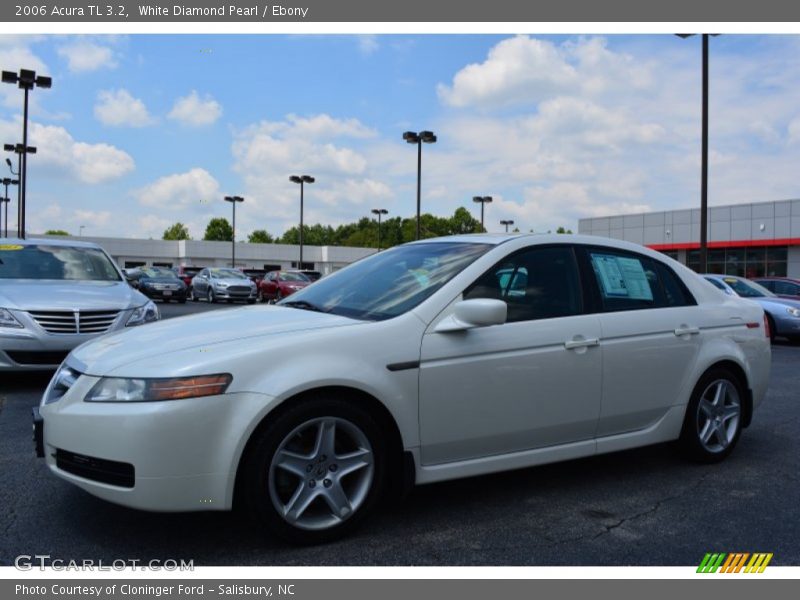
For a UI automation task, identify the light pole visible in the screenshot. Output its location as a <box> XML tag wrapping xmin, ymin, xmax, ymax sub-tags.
<box><xmin>472</xmin><ymin>196</ymin><xmax>492</xmax><ymax>231</ymax></box>
<box><xmin>402</xmin><ymin>130</ymin><xmax>437</xmax><ymax>240</ymax></box>
<box><xmin>0</xmin><ymin>197</ymin><xmax>9</xmax><ymax>238</ymax></box>
<box><xmin>289</xmin><ymin>175</ymin><xmax>314</xmax><ymax>268</ymax></box>
<box><xmin>371</xmin><ymin>208</ymin><xmax>388</xmax><ymax>251</ymax></box>
<box><xmin>1</xmin><ymin>177</ymin><xmax>18</xmax><ymax>238</ymax></box>
<box><xmin>2</xmin><ymin>69</ymin><xmax>51</xmax><ymax>240</ymax></box>
<box><xmin>79</xmin><ymin>225</ymin><xmax>85</xmax><ymax>237</ymax></box>
<box><xmin>4</xmin><ymin>144</ymin><xmax>36</xmax><ymax>238</ymax></box>
<box><xmin>500</xmin><ymin>219</ymin><xmax>514</xmax><ymax>233</ymax></box>
<box><xmin>677</xmin><ymin>33</ymin><xmax>717</xmax><ymax>274</ymax></box>
<box><xmin>223</xmin><ymin>195</ymin><xmax>244</xmax><ymax>268</ymax></box>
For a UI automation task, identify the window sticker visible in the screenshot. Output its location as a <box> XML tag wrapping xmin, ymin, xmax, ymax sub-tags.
<box><xmin>592</xmin><ymin>254</ymin><xmax>654</xmax><ymax>301</ymax></box>
<box><xmin>0</xmin><ymin>244</ymin><xmax>23</xmax><ymax>251</ymax></box>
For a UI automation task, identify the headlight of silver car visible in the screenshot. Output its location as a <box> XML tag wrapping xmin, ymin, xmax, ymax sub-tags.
<box><xmin>84</xmin><ymin>374</ymin><xmax>232</xmax><ymax>402</ymax></box>
<box><xmin>0</xmin><ymin>307</ymin><xmax>23</xmax><ymax>328</ymax></box>
<box><xmin>786</xmin><ymin>307</ymin><xmax>800</xmax><ymax>318</ymax></box>
<box><xmin>125</xmin><ymin>300</ymin><xmax>159</xmax><ymax>327</ymax></box>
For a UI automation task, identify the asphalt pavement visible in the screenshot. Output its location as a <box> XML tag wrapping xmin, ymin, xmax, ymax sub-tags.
<box><xmin>1</xmin><ymin>302</ymin><xmax>798</xmax><ymax>566</ymax></box>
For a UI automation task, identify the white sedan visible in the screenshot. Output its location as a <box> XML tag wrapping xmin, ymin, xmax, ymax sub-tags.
<box><xmin>36</xmin><ymin>234</ymin><xmax>770</xmax><ymax>544</ymax></box>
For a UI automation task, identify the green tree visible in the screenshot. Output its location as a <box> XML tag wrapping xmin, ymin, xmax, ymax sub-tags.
<box><xmin>45</xmin><ymin>229</ymin><xmax>70</xmax><ymax>236</ymax></box>
<box><xmin>162</xmin><ymin>222</ymin><xmax>191</xmax><ymax>240</ymax></box>
<box><xmin>203</xmin><ymin>217</ymin><xmax>233</xmax><ymax>241</ymax></box>
<box><xmin>555</xmin><ymin>226</ymin><xmax>573</xmax><ymax>234</ymax></box>
<box><xmin>449</xmin><ymin>207</ymin><xmax>483</xmax><ymax>234</ymax></box>
<box><xmin>248</xmin><ymin>229</ymin><xmax>274</xmax><ymax>244</ymax></box>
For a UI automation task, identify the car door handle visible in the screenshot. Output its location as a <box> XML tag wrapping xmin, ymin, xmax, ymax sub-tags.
<box><xmin>674</xmin><ymin>325</ymin><xmax>700</xmax><ymax>337</ymax></box>
<box><xmin>564</xmin><ymin>337</ymin><xmax>600</xmax><ymax>350</ymax></box>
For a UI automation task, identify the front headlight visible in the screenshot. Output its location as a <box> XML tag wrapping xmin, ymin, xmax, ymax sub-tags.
<box><xmin>126</xmin><ymin>301</ymin><xmax>159</xmax><ymax>327</ymax></box>
<box><xmin>84</xmin><ymin>374</ymin><xmax>233</xmax><ymax>402</ymax></box>
<box><xmin>0</xmin><ymin>307</ymin><xmax>23</xmax><ymax>329</ymax></box>
<box><xmin>786</xmin><ymin>306</ymin><xmax>800</xmax><ymax>318</ymax></box>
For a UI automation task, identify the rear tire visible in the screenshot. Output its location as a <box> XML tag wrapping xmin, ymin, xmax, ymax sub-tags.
<box><xmin>241</xmin><ymin>395</ymin><xmax>387</xmax><ymax>545</ymax></box>
<box><xmin>677</xmin><ymin>367</ymin><xmax>745</xmax><ymax>463</ymax></box>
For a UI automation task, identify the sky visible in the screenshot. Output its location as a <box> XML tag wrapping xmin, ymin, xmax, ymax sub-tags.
<box><xmin>2</xmin><ymin>33</ymin><xmax>800</xmax><ymax>240</ymax></box>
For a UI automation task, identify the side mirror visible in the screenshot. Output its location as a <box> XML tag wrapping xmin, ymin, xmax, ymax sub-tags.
<box><xmin>434</xmin><ymin>298</ymin><xmax>507</xmax><ymax>333</ymax></box>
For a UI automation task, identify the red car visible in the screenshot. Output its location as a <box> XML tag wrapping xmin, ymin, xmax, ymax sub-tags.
<box><xmin>172</xmin><ymin>265</ymin><xmax>204</xmax><ymax>290</ymax></box>
<box><xmin>752</xmin><ymin>277</ymin><xmax>800</xmax><ymax>300</ymax></box>
<box><xmin>257</xmin><ymin>270</ymin><xmax>311</xmax><ymax>303</ymax></box>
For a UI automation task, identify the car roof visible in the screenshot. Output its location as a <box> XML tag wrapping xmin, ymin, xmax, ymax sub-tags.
<box><xmin>3</xmin><ymin>237</ymin><xmax>104</xmax><ymax>250</ymax></box>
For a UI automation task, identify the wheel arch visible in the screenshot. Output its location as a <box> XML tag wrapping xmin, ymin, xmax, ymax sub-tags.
<box><xmin>232</xmin><ymin>385</ymin><xmax>410</xmax><ymax>510</ymax></box>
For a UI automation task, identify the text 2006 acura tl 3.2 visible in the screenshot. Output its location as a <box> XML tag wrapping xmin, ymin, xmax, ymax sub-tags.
<box><xmin>35</xmin><ymin>234</ymin><xmax>770</xmax><ymax>544</ymax></box>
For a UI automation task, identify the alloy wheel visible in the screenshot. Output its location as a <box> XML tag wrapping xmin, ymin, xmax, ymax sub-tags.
<box><xmin>696</xmin><ymin>379</ymin><xmax>741</xmax><ymax>453</ymax></box>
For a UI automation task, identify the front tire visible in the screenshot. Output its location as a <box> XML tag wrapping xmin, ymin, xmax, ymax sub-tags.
<box><xmin>677</xmin><ymin>367</ymin><xmax>745</xmax><ymax>463</ymax></box>
<box><xmin>241</xmin><ymin>396</ymin><xmax>387</xmax><ymax>545</ymax></box>
<box><xmin>766</xmin><ymin>314</ymin><xmax>776</xmax><ymax>344</ymax></box>
<box><xmin>207</xmin><ymin>288</ymin><xmax>216</xmax><ymax>304</ymax></box>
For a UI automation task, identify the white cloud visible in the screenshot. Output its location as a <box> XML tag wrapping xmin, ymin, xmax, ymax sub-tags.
<box><xmin>437</xmin><ymin>35</ymin><xmax>652</xmax><ymax>109</ymax></box>
<box><xmin>57</xmin><ymin>41</ymin><xmax>117</xmax><ymax>72</ymax></box>
<box><xmin>357</xmin><ymin>35</ymin><xmax>379</xmax><ymax>56</ymax></box>
<box><xmin>167</xmin><ymin>90</ymin><xmax>222</xmax><ymax>127</ymax></box>
<box><xmin>94</xmin><ymin>89</ymin><xmax>155</xmax><ymax>127</ymax></box>
<box><xmin>134</xmin><ymin>168</ymin><xmax>221</xmax><ymax>210</ymax></box>
<box><xmin>0</xmin><ymin>118</ymin><xmax>134</xmax><ymax>184</ymax></box>
<box><xmin>0</xmin><ymin>43</ymin><xmax>49</xmax><ymax>109</ymax></box>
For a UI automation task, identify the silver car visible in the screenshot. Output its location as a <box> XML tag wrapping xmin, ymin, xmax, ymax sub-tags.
<box><xmin>0</xmin><ymin>238</ymin><xmax>159</xmax><ymax>371</ymax></box>
<box><xmin>703</xmin><ymin>274</ymin><xmax>800</xmax><ymax>342</ymax></box>
<box><xmin>190</xmin><ymin>267</ymin><xmax>257</xmax><ymax>304</ymax></box>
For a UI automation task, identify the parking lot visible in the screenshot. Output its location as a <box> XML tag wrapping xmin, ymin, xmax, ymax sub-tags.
<box><xmin>1</xmin><ymin>301</ymin><xmax>799</xmax><ymax>566</ymax></box>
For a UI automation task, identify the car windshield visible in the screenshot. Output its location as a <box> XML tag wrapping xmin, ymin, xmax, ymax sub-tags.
<box><xmin>280</xmin><ymin>272</ymin><xmax>310</xmax><ymax>282</ymax></box>
<box><xmin>278</xmin><ymin>242</ymin><xmax>490</xmax><ymax>321</ymax></box>
<box><xmin>141</xmin><ymin>267</ymin><xmax>178</xmax><ymax>279</ymax></box>
<box><xmin>210</xmin><ymin>268</ymin><xmax>247</xmax><ymax>279</ymax></box>
<box><xmin>0</xmin><ymin>243</ymin><xmax>121</xmax><ymax>281</ymax></box>
<box><xmin>721</xmin><ymin>277</ymin><xmax>774</xmax><ymax>298</ymax></box>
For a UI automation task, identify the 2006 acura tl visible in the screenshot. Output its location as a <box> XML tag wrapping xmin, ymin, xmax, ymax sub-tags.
<box><xmin>35</xmin><ymin>234</ymin><xmax>771</xmax><ymax>544</ymax></box>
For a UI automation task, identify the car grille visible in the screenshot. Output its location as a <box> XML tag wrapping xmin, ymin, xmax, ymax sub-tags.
<box><xmin>28</xmin><ymin>310</ymin><xmax>120</xmax><ymax>334</ymax></box>
<box><xmin>55</xmin><ymin>449</ymin><xmax>135</xmax><ymax>488</ymax></box>
<box><xmin>6</xmin><ymin>350</ymin><xmax>70</xmax><ymax>366</ymax></box>
<box><xmin>152</xmin><ymin>283</ymin><xmax>179</xmax><ymax>291</ymax></box>
<box><xmin>227</xmin><ymin>286</ymin><xmax>251</xmax><ymax>294</ymax></box>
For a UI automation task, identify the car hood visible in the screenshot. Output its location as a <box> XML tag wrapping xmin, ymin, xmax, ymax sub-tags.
<box><xmin>0</xmin><ymin>279</ymin><xmax>147</xmax><ymax>311</ymax></box>
<box><xmin>69</xmin><ymin>305</ymin><xmax>361</xmax><ymax>376</ymax></box>
<box><xmin>211</xmin><ymin>278</ymin><xmax>253</xmax><ymax>285</ymax></box>
<box><xmin>749</xmin><ymin>296</ymin><xmax>800</xmax><ymax>309</ymax></box>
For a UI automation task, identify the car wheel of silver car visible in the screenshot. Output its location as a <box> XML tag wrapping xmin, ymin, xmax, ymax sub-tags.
<box><xmin>678</xmin><ymin>367</ymin><xmax>744</xmax><ymax>463</ymax></box>
<box><xmin>190</xmin><ymin>287</ymin><xmax>198</xmax><ymax>302</ymax></box>
<box><xmin>241</xmin><ymin>395</ymin><xmax>386</xmax><ymax>545</ymax></box>
<box><xmin>207</xmin><ymin>288</ymin><xmax>216</xmax><ymax>304</ymax></box>
<box><xmin>766</xmin><ymin>314</ymin><xmax>776</xmax><ymax>344</ymax></box>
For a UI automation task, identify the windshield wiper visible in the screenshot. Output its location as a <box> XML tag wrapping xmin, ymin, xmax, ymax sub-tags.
<box><xmin>279</xmin><ymin>300</ymin><xmax>329</xmax><ymax>313</ymax></box>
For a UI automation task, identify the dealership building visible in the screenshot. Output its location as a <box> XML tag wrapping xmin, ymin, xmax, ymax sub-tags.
<box><xmin>578</xmin><ymin>198</ymin><xmax>800</xmax><ymax>278</ymax></box>
<box><xmin>40</xmin><ymin>235</ymin><xmax>375</xmax><ymax>275</ymax></box>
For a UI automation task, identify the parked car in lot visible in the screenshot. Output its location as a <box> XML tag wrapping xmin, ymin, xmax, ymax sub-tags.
<box><xmin>257</xmin><ymin>270</ymin><xmax>311</xmax><ymax>303</ymax></box>
<box><xmin>190</xmin><ymin>267</ymin><xmax>257</xmax><ymax>304</ymax></box>
<box><xmin>291</xmin><ymin>269</ymin><xmax>322</xmax><ymax>282</ymax></box>
<box><xmin>0</xmin><ymin>239</ymin><xmax>159</xmax><ymax>371</ymax></box>
<box><xmin>172</xmin><ymin>265</ymin><xmax>203</xmax><ymax>290</ymax></box>
<box><xmin>241</xmin><ymin>268</ymin><xmax>268</xmax><ymax>288</ymax></box>
<box><xmin>36</xmin><ymin>235</ymin><xmax>770</xmax><ymax>544</ymax></box>
<box><xmin>751</xmin><ymin>277</ymin><xmax>800</xmax><ymax>301</ymax></box>
<box><xmin>126</xmin><ymin>267</ymin><xmax>188</xmax><ymax>303</ymax></box>
<box><xmin>704</xmin><ymin>274</ymin><xmax>800</xmax><ymax>343</ymax></box>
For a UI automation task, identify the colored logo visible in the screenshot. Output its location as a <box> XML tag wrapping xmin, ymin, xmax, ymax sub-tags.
<box><xmin>697</xmin><ymin>552</ymin><xmax>773</xmax><ymax>573</ymax></box>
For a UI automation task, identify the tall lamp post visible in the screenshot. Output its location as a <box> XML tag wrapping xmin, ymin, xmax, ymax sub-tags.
<box><xmin>4</xmin><ymin>144</ymin><xmax>36</xmax><ymax>238</ymax></box>
<box><xmin>223</xmin><ymin>195</ymin><xmax>244</xmax><ymax>268</ymax></box>
<box><xmin>371</xmin><ymin>208</ymin><xmax>388</xmax><ymax>251</ymax></box>
<box><xmin>1</xmin><ymin>177</ymin><xmax>18</xmax><ymax>238</ymax></box>
<box><xmin>2</xmin><ymin>69</ymin><xmax>52</xmax><ymax>240</ymax></box>
<box><xmin>500</xmin><ymin>219</ymin><xmax>515</xmax><ymax>233</ymax></box>
<box><xmin>677</xmin><ymin>33</ymin><xmax>717</xmax><ymax>274</ymax></box>
<box><xmin>402</xmin><ymin>130</ymin><xmax>437</xmax><ymax>240</ymax></box>
<box><xmin>289</xmin><ymin>175</ymin><xmax>314</xmax><ymax>268</ymax></box>
<box><xmin>472</xmin><ymin>196</ymin><xmax>492</xmax><ymax>231</ymax></box>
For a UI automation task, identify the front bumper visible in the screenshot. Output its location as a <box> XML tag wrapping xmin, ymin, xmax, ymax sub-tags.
<box><xmin>1</xmin><ymin>330</ymin><xmax>99</xmax><ymax>371</ymax></box>
<box><xmin>212</xmin><ymin>287</ymin><xmax>257</xmax><ymax>301</ymax></box>
<box><xmin>38</xmin><ymin>373</ymin><xmax>276</xmax><ymax>512</ymax></box>
<box><xmin>140</xmin><ymin>288</ymin><xmax>187</xmax><ymax>301</ymax></box>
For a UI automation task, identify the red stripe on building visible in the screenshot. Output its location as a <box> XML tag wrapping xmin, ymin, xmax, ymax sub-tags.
<box><xmin>647</xmin><ymin>238</ymin><xmax>800</xmax><ymax>251</ymax></box>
